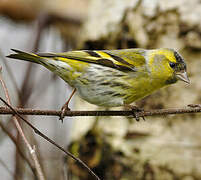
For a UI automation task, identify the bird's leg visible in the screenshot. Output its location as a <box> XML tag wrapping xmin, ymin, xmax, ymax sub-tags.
<box><xmin>60</xmin><ymin>88</ymin><xmax>76</xmax><ymax>122</ymax></box>
<box><xmin>124</xmin><ymin>104</ymin><xmax>145</xmax><ymax>121</ymax></box>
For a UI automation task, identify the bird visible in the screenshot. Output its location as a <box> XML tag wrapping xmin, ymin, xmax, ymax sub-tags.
<box><xmin>7</xmin><ymin>48</ymin><xmax>190</xmax><ymax>121</ymax></box>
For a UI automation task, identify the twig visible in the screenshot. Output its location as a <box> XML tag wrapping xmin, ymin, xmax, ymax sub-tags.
<box><xmin>20</xmin><ymin>13</ymin><xmax>49</xmax><ymax>106</ymax></box>
<box><xmin>2</xmin><ymin>16</ymin><xmax>100</xmax><ymax>179</ymax></box>
<box><xmin>14</xmin><ymin>15</ymin><xmax>48</xmax><ymax>178</ymax></box>
<box><xmin>0</xmin><ymin>106</ymin><xmax>200</xmax><ymax>117</ymax></box>
<box><xmin>0</xmin><ymin>122</ymin><xmax>37</xmax><ymax>177</ymax></box>
<box><xmin>0</xmin><ymin>97</ymin><xmax>101</xmax><ymax>180</ymax></box>
<box><xmin>0</xmin><ymin>69</ymin><xmax>45</xmax><ymax>180</ymax></box>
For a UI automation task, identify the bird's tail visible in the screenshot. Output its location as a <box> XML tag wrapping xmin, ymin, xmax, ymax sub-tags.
<box><xmin>7</xmin><ymin>49</ymin><xmax>41</xmax><ymax>64</ymax></box>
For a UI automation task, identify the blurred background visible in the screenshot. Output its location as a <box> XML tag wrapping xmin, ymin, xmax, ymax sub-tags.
<box><xmin>0</xmin><ymin>0</ymin><xmax>201</xmax><ymax>179</ymax></box>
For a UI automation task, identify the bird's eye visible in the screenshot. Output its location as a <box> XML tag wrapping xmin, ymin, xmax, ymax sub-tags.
<box><xmin>169</xmin><ymin>62</ymin><xmax>176</xmax><ymax>68</ymax></box>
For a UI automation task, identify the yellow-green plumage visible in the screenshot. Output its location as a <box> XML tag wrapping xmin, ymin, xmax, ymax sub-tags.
<box><xmin>7</xmin><ymin>48</ymin><xmax>189</xmax><ymax>107</ymax></box>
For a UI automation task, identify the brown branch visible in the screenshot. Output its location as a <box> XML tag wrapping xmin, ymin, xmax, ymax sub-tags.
<box><xmin>0</xmin><ymin>122</ymin><xmax>37</xmax><ymax>177</ymax></box>
<box><xmin>0</xmin><ymin>69</ymin><xmax>45</xmax><ymax>180</ymax></box>
<box><xmin>0</xmin><ymin>97</ymin><xmax>101</xmax><ymax>180</ymax></box>
<box><xmin>3</xmin><ymin>15</ymin><xmax>100</xmax><ymax>180</ymax></box>
<box><xmin>19</xmin><ymin>15</ymin><xmax>44</xmax><ymax>105</ymax></box>
<box><xmin>0</xmin><ymin>106</ymin><xmax>200</xmax><ymax>117</ymax></box>
<box><xmin>12</xmin><ymin>15</ymin><xmax>49</xmax><ymax>179</ymax></box>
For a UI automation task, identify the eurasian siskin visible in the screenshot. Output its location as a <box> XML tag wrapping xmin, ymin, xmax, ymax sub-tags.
<box><xmin>7</xmin><ymin>48</ymin><xmax>189</xmax><ymax>110</ymax></box>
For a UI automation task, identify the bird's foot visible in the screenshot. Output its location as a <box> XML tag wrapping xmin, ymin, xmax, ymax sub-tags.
<box><xmin>60</xmin><ymin>104</ymin><xmax>71</xmax><ymax>123</ymax></box>
<box><xmin>59</xmin><ymin>88</ymin><xmax>76</xmax><ymax>122</ymax></box>
<box><xmin>125</xmin><ymin>105</ymin><xmax>145</xmax><ymax>121</ymax></box>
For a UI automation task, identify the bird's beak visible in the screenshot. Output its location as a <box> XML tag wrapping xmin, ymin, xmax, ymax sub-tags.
<box><xmin>176</xmin><ymin>71</ymin><xmax>190</xmax><ymax>84</ymax></box>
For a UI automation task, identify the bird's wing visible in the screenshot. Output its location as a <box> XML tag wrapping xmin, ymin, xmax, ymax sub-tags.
<box><xmin>37</xmin><ymin>49</ymin><xmax>146</xmax><ymax>72</ymax></box>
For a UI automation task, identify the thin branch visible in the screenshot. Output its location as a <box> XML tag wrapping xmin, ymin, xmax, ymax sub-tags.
<box><xmin>0</xmin><ymin>97</ymin><xmax>101</xmax><ymax>180</ymax></box>
<box><xmin>20</xmin><ymin>13</ymin><xmax>48</xmax><ymax>106</ymax></box>
<box><xmin>14</xmin><ymin>15</ymin><xmax>48</xmax><ymax>179</ymax></box>
<box><xmin>0</xmin><ymin>122</ymin><xmax>37</xmax><ymax>176</ymax></box>
<box><xmin>0</xmin><ymin>69</ymin><xmax>45</xmax><ymax>180</ymax></box>
<box><xmin>2</xmin><ymin>16</ymin><xmax>100</xmax><ymax>179</ymax></box>
<box><xmin>0</xmin><ymin>106</ymin><xmax>200</xmax><ymax>117</ymax></box>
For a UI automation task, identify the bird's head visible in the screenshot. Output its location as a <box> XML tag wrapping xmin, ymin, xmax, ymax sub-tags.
<box><xmin>148</xmin><ymin>48</ymin><xmax>190</xmax><ymax>85</ymax></box>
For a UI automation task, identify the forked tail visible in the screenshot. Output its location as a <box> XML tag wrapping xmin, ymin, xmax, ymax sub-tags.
<box><xmin>7</xmin><ymin>49</ymin><xmax>41</xmax><ymax>64</ymax></box>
